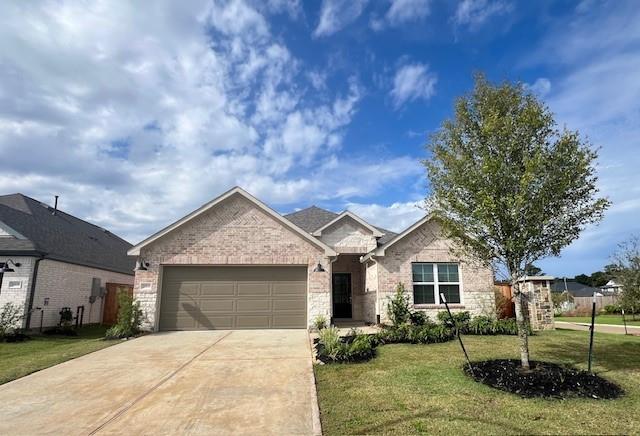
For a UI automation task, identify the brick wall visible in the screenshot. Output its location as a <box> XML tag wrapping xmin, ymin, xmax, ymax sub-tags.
<box><xmin>133</xmin><ymin>193</ymin><xmax>331</xmax><ymax>330</ymax></box>
<box><xmin>31</xmin><ymin>260</ymin><xmax>133</xmax><ymax>328</ymax></box>
<box><xmin>375</xmin><ymin>220</ymin><xmax>495</xmax><ymax>323</ymax></box>
<box><xmin>363</xmin><ymin>260</ymin><xmax>378</xmax><ymax>323</ymax></box>
<box><xmin>0</xmin><ymin>256</ymin><xmax>36</xmax><ymax>328</ymax></box>
<box><xmin>319</xmin><ymin>217</ymin><xmax>377</xmax><ymax>253</ymax></box>
<box><xmin>522</xmin><ymin>280</ymin><xmax>554</xmax><ymax>330</ymax></box>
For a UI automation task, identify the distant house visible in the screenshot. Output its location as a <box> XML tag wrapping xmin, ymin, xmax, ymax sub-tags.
<box><xmin>551</xmin><ymin>279</ymin><xmax>602</xmax><ymax>297</ymax></box>
<box><xmin>0</xmin><ymin>194</ymin><xmax>134</xmax><ymax>329</ymax></box>
<box><xmin>601</xmin><ymin>279</ymin><xmax>623</xmax><ymax>295</ymax></box>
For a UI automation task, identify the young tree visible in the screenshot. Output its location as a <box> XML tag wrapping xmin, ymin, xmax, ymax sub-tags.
<box><xmin>425</xmin><ymin>74</ymin><xmax>609</xmax><ymax>369</ymax></box>
<box><xmin>614</xmin><ymin>236</ymin><xmax>640</xmax><ymax>317</ymax></box>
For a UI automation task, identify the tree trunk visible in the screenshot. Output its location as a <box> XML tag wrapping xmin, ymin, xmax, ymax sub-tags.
<box><xmin>512</xmin><ymin>280</ymin><xmax>530</xmax><ymax>369</ymax></box>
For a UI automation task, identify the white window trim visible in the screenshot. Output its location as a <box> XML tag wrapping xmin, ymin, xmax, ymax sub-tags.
<box><xmin>412</xmin><ymin>263</ymin><xmax>464</xmax><ymax>305</ymax></box>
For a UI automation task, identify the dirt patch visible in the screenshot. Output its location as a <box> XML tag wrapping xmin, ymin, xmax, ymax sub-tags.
<box><xmin>464</xmin><ymin>359</ymin><xmax>624</xmax><ymax>399</ymax></box>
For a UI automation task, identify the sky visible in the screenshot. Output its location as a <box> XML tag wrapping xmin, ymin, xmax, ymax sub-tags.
<box><xmin>0</xmin><ymin>0</ymin><xmax>638</xmax><ymax>277</ymax></box>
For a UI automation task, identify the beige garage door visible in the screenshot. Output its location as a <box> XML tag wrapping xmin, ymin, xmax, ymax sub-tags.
<box><xmin>159</xmin><ymin>266</ymin><xmax>307</xmax><ymax>330</ymax></box>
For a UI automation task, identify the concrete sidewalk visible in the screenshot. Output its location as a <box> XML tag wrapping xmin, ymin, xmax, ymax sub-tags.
<box><xmin>0</xmin><ymin>330</ymin><xmax>320</xmax><ymax>435</ymax></box>
<box><xmin>555</xmin><ymin>321</ymin><xmax>640</xmax><ymax>335</ymax></box>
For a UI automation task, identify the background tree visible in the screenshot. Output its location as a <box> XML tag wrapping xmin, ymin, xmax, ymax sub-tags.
<box><xmin>425</xmin><ymin>74</ymin><xmax>610</xmax><ymax>369</ymax></box>
<box><xmin>614</xmin><ymin>236</ymin><xmax>640</xmax><ymax>319</ymax></box>
<box><xmin>524</xmin><ymin>263</ymin><xmax>543</xmax><ymax>276</ymax></box>
<box><xmin>574</xmin><ymin>274</ymin><xmax>593</xmax><ymax>286</ymax></box>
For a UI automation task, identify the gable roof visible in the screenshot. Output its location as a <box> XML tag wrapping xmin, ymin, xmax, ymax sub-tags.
<box><xmin>551</xmin><ymin>279</ymin><xmax>601</xmax><ymax>297</ymax></box>
<box><xmin>284</xmin><ymin>206</ymin><xmax>396</xmax><ymax>244</ymax></box>
<box><xmin>0</xmin><ymin>194</ymin><xmax>134</xmax><ymax>274</ymax></box>
<box><xmin>361</xmin><ymin>213</ymin><xmax>435</xmax><ymax>262</ymax></box>
<box><xmin>128</xmin><ymin>187</ymin><xmax>337</xmax><ymax>256</ymax></box>
<box><xmin>311</xmin><ymin>211</ymin><xmax>383</xmax><ymax>237</ymax></box>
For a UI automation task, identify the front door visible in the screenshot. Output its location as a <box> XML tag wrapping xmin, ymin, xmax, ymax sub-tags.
<box><xmin>332</xmin><ymin>273</ymin><xmax>352</xmax><ymax>318</ymax></box>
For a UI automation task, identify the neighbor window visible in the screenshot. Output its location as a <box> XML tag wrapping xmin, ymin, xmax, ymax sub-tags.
<box><xmin>412</xmin><ymin>263</ymin><xmax>461</xmax><ymax>304</ymax></box>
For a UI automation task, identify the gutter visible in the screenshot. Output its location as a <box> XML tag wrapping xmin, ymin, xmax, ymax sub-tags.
<box><xmin>25</xmin><ymin>254</ymin><xmax>46</xmax><ymax>329</ymax></box>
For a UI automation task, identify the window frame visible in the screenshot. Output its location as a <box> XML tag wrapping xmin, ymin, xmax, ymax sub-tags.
<box><xmin>411</xmin><ymin>262</ymin><xmax>464</xmax><ymax>305</ymax></box>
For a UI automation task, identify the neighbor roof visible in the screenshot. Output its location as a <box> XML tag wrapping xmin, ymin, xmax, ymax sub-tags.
<box><xmin>0</xmin><ymin>194</ymin><xmax>134</xmax><ymax>275</ymax></box>
<box><xmin>284</xmin><ymin>206</ymin><xmax>396</xmax><ymax>244</ymax></box>
<box><xmin>551</xmin><ymin>280</ymin><xmax>601</xmax><ymax>297</ymax></box>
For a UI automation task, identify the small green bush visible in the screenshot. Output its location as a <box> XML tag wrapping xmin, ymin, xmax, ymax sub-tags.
<box><xmin>313</xmin><ymin>315</ymin><xmax>328</xmax><ymax>330</ymax></box>
<box><xmin>316</xmin><ymin>327</ymin><xmax>376</xmax><ymax>363</ymax></box>
<box><xmin>387</xmin><ymin>283</ymin><xmax>411</xmax><ymax>326</ymax></box>
<box><xmin>105</xmin><ymin>290</ymin><xmax>143</xmax><ymax>339</ymax></box>
<box><xmin>0</xmin><ymin>302</ymin><xmax>24</xmax><ymax>340</ymax></box>
<box><xmin>437</xmin><ymin>310</ymin><xmax>471</xmax><ymax>331</ymax></box>
<box><xmin>467</xmin><ymin>315</ymin><xmax>496</xmax><ymax>335</ymax></box>
<box><xmin>377</xmin><ymin>323</ymin><xmax>455</xmax><ymax>345</ymax></box>
<box><xmin>603</xmin><ymin>304</ymin><xmax>622</xmax><ymax>314</ymax></box>
<box><xmin>409</xmin><ymin>310</ymin><xmax>428</xmax><ymax>326</ymax></box>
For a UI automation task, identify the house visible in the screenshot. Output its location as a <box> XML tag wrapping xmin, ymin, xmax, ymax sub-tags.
<box><xmin>601</xmin><ymin>279</ymin><xmax>623</xmax><ymax>295</ymax></box>
<box><xmin>128</xmin><ymin>187</ymin><xmax>496</xmax><ymax>331</ymax></box>
<box><xmin>0</xmin><ymin>194</ymin><xmax>134</xmax><ymax>329</ymax></box>
<box><xmin>551</xmin><ymin>279</ymin><xmax>602</xmax><ymax>297</ymax></box>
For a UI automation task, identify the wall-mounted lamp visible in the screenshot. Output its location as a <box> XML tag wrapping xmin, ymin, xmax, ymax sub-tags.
<box><xmin>312</xmin><ymin>262</ymin><xmax>326</xmax><ymax>273</ymax></box>
<box><xmin>134</xmin><ymin>258</ymin><xmax>150</xmax><ymax>272</ymax></box>
<box><xmin>0</xmin><ymin>259</ymin><xmax>21</xmax><ymax>273</ymax></box>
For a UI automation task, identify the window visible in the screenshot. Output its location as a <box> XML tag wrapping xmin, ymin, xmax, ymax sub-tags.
<box><xmin>412</xmin><ymin>263</ymin><xmax>461</xmax><ymax>304</ymax></box>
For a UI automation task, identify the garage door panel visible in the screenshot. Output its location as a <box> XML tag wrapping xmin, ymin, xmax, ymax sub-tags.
<box><xmin>237</xmin><ymin>282</ymin><xmax>270</xmax><ymax>296</ymax></box>
<box><xmin>200</xmin><ymin>282</ymin><xmax>235</xmax><ymax>296</ymax></box>
<box><xmin>273</xmin><ymin>315</ymin><xmax>306</xmax><ymax>328</ymax></box>
<box><xmin>199</xmin><ymin>299</ymin><xmax>234</xmax><ymax>312</ymax></box>
<box><xmin>236</xmin><ymin>299</ymin><xmax>270</xmax><ymax>312</ymax></box>
<box><xmin>236</xmin><ymin>315</ymin><xmax>272</xmax><ymax>329</ymax></box>
<box><xmin>160</xmin><ymin>266</ymin><xmax>307</xmax><ymax>330</ymax></box>
<box><xmin>272</xmin><ymin>282</ymin><xmax>306</xmax><ymax>295</ymax></box>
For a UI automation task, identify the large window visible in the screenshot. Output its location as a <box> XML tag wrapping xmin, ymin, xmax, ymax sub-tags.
<box><xmin>412</xmin><ymin>263</ymin><xmax>461</xmax><ymax>304</ymax></box>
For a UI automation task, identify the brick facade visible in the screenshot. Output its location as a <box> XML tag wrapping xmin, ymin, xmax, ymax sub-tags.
<box><xmin>133</xmin><ymin>193</ymin><xmax>331</xmax><ymax>330</ymax></box>
<box><xmin>374</xmin><ymin>220</ymin><xmax>496</xmax><ymax>323</ymax></box>
<box><xmin>0</xmin><ymin>256</ymin><xmax>133</xmax><ymax>329</ymax></box>
<box><xmin>319</xmin><ymin>217</ymin><xmax>377</xmax><ymax>254</ymax></box>
<box><xmin>520</xmin><ymin>279</ymin><xmax>554</xmax><ymax>330</ymax></box>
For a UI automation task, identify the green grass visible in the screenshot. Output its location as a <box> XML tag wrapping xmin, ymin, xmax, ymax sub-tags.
<box><xmin>0</xmin><ymin>325</ymin><xmax>118</xmax><ymax>385</ymax></box>
<box><xmin>314</xmin><ymin>330</ymin><xmax>640</xmax><ymax>435</ymax></box>
<box><xmin>556</xmin><ymin>314</ymin><xmax>640</xmax><ymax>326</ymax></box>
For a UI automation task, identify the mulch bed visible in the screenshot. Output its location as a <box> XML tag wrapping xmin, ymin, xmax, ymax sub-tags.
<box><xmin>464</xmin><ymin>359</ymin><xmax>624</xmax><ymax>399</ymax></box>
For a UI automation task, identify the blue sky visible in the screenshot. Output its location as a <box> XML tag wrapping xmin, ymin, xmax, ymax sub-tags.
<box><xmin>0</xmin><ymin>0</ymin><xmax>638</xmax><ymax>277</ymax></box>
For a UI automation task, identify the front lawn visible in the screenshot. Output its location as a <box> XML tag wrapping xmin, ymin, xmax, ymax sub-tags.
<box><xmin>314</xmin><ymin>330</ymin><xmax>640</xmax><ymax>435</ymax></box>
<box><xmin>0</xmin><ymin>325</ymin><xmax>118</xmax><ymax>385</ymax></box>
<box><xmin>556</xmin><ymin>314</ymin><xmax>640</xmax><ymax>326</ymax></box>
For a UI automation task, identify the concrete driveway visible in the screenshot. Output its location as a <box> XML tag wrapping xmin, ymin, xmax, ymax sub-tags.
<box><xmin>0</xmin><ymin>330</ymin><xmax>320</xmax><ymax>435</ymax></box>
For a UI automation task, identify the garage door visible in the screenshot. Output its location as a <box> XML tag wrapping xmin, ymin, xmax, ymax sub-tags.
<box><xmin>159</xmin><ymin>266</ymin><xmax>307</xmax><ymax>330</ymax></box>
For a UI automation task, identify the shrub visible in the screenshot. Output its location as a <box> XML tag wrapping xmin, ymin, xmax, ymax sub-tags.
<box><xmin>0</xmin><ymin>302</ymin><xmax>24</xmax><ymax>340</ymax></box>
<box><xmin>376</xmin><ymin>323</ymin><xmax>455</xmax><ymax>345</ymax></box>
<box><xmin>603</xmin><ymin>304</ymin><xmax>622</xmax><ymax>314</ymax></box>
<box><xmin>437</xmin><ymin>310</ymin><xmax>471</xmax><ymax>331</ymax></box>
<box><xmin>387</xmin><ymin>283</ymin><xmax>411</xmax><ymax>326</ymax></box>
<box><xmin>316</xmin><ymin>327</ymin><xmax>376</xmax><ymax>363</ymax></box>
<box><xmin>313</xmin><ymin>315</ymin><xmax>328</xmax><ymax>331</ymax></box>
<box><xmin>467</xmin><ymin>315</ymin><xmax>496</xmax><ymax>335</ymax></box>
<box><xmin>409</xmin><ymin>310</ymin><xmax>428</xmax><ymax>326</ymax></box>
<box><xmin>105</xmin><ymin>291</ymin><xmax>143</xmax><ymax>339</ymax></box>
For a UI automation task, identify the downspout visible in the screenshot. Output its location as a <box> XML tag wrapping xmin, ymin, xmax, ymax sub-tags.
<box><xmin>25</xmin><ymin>254</ymin><xmax>45</xmax><ymax>330</ymax></box>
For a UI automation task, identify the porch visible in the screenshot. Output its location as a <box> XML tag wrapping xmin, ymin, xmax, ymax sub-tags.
<box><xmin>331</xmin><ymin>254</ymin><xmax>377</xmax><ymax>325</ymax></box>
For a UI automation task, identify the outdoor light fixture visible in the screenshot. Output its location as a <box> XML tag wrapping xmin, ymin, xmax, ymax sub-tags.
<box><xmin>313</xmin><ymin>262</ymin><xmax>326</xmax><ymax>272</ymax></box>
<box><xmin>134</xmin><ymin>258</ymin><xmax>150</xmax><ymax>272</ymax></box>
<box><xmin>0</xmin><ymin>259</ymin><xmax>21</xmax><ymax>273</ymax></box>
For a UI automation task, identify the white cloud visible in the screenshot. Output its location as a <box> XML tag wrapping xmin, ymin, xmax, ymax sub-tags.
<box><xmin>0</xmin><ymin>0</ymin><xmax>417</xmax><ymax>244</ymax></box>
<box><xmin>314</xmin><ymin>0</ymin><xmax>368</xmax><ymax>37</ymax></box>
<box><xmin>453</xmin><ymin>0</ymin><xmax>511</xmax><ymax>30</ymax></box>
<box><xmin>371</xmin><ymin>0</ymin><xmax>430</xmax><ymax>30</ymax></box>
<box><xmin>345</xmin><ymin>200</ymin><xmax>425</xmax><ymax>232</ymax></box>
<box><xmin>390</xmin><ymin>62</ymin><xmax>437</xmax><ymax>109</ymax></box>
<box><xmin>527</xmin><ymin>77</ymin><xmax>551</xmax><ymax>97</ymax></box>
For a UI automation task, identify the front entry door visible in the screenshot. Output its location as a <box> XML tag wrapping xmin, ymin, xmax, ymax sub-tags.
<box><xmin>332</xmin><ymin>273</ymin><xmax>352</xmax><ymax>318</ymax></box>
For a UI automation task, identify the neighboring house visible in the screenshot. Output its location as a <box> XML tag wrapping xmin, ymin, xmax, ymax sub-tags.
<box><xmin>0</xmin><ymin>194</ymin><xmax>134</xmax><ymax>329</ymax></box>
<box><xmin>128</xmin><ymin>187</ymin><xmax>496</xmax><ymax>331</ymax></box>
<box><xmin>601</xmin><ymin>279</ymin><xmax>623</xmax><ymax>295</ymax></box>
<box><xmin>551</xmin><ymin>279</ymin><xmax>602</xmax><ymax>297</ymax></box>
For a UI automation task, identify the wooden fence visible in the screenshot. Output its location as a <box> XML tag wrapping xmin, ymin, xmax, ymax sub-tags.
<box><xmin>495</xmin><ymin>283</ymin><xmax>515</xmax><ymax>318</ymax></box>
<box><xmin>102</xmin><ymin>283</ymin><xmax>134</xmax><ymax>325</ymax></box>
<box><xmin>572</xmin><ymin>295</ymin><xmax>620</xmax><ymax>312</ymax></box>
